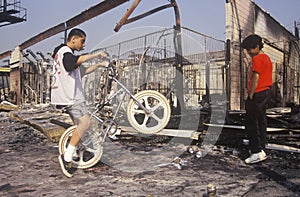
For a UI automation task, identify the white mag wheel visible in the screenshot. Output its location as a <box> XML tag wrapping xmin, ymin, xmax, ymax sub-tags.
<box><xmin>127</xmin><ymin>90</ymin><xmax>171</xmax><ymax>134</ymax></box>
<box><xmin>58</xmin><ymin>125</ymin><xmax>103</xmax><ymax>169</ymax></box>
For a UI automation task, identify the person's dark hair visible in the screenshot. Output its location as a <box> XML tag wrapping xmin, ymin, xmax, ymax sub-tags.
<box><xmin>241</xmin><ymin>34</ymin><xmax>263</xmax><ymax>50</ymax></box>
<box><xmin>67</xmin><ymin>28</ymin><xmax>86</xmax><ymax>41</ymax></box>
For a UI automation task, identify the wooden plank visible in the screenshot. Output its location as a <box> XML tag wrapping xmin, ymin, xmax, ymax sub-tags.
<box><xmin>120</xmin><ymin>126</ymin><xmax>200</xmax><ymax>140</ymax></box>
<box><xmin>0</xmin><ymin>101</ymin><xmax>18</xmax><ymax>111</ymax></box>
<box><xmin>9</xmin><ymin>110</ymin><xmax>73</xmax><ymax>142</ymax></box>
<box><xmin>50</xmin><ymin>119</ymin><xmax>72</xmax><ymax>129</ymax></box>
<box><xmin>203</xmin><ymin>123</ymin><xmax>287</xmax><ymax>132</ymax></box>
<box><xmin>266</xmin><ymin>143</ymin><xmax>300</xmax><ymax>154</ymax></box>
<box><xmin>26</xmin><ymin>120</ymin><xmax>66</xmax><ymax>143</ymax></box>
<box><xmin>266</xmin><ymin>107</ymin><xmax>291</xmax><ymax>114</ymax></box>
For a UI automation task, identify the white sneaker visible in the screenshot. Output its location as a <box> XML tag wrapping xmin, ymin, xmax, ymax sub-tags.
<box><xmin>245</xmin><ymin>150</ymin><xmax>267</xmax><ymax>164</ymax></box>
<box><xmin>72</xmin><ymin>150</ymin><xmax>79</xmax><ymax>161</ymax></box>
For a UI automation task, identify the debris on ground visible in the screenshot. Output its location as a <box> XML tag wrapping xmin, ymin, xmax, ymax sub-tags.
<box><xmin>0</xmin><ymin>110</ymin><xmax>299</xmax><ymax>196</ymax></box>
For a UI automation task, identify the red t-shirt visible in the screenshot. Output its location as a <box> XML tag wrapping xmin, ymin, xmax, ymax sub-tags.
<box><xmin>248</xmin><ymin>53</ymin><xmax>273</xmax><ymax>93</ymax></box>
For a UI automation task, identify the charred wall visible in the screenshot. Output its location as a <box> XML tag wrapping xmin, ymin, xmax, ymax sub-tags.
<box><xmin>226</xmin><ymin>0</ymin><xmax>300</xmax><ymax>110</ymax></box>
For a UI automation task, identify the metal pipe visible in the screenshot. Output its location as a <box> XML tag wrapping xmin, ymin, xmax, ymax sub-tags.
<box><xmin>26</xmin><ymin>49</ymin><xmax>39</xmax><ymax>62</ymax></box>
<box><xmin>36</xmin><ymin>51</ymin><xmax>47</xmax><ymax>62</ymax></box>
<box><xmin>171</xmin><ymin>0</ymin><xmax>184</xmax><ymax>110</ymax></box>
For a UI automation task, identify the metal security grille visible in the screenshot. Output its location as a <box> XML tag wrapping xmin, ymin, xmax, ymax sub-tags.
<box><xmin>85</xmin><ymin>27</ymin><xmax>226</xmax><ymax>109</ymax></box>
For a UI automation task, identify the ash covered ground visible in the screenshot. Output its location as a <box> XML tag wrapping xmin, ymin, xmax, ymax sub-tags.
<box><xmin>0</xmin><ymin>111</ymin><xmax>299</xmax><ymax>197</ymax></box>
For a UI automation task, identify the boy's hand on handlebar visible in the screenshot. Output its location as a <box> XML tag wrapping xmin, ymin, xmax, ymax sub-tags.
<box><xmin>103</xmin><ymin>60</ymin><xmax>110</xmax><ymax>67</ymax></box>
<box><xmin>97</xmin><ymin>51</ymin><xmax>109</xmax><ymax>59</ymax></box>
<box><xmin>95</xmin><ymin>60</ymin><xmax>109</xmax><ymax>68</ymax></box>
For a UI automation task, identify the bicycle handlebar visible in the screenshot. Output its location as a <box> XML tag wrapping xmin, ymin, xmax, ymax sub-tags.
<box><xmin>107</xmin><ymin>59</ymin><xmax>118</xmax><ymax>78</ymax></box>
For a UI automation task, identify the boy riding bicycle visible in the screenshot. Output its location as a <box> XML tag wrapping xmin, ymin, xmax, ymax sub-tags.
<box><xmin>51</xmin><ymin>28</ymin><xmax>108</xmax><ymax>177</ymax></box>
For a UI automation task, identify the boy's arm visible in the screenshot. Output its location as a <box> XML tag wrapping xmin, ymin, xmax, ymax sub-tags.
<box><xmin>84</xmin><ymin>61</ymin><xmax>109</xmax><ymax>75</ymax></box>
<box><xmin>77</xmin><ymin>51</ymin><xmax>108</xmax><ymax>65</ymax></box>
<box><xmin>248</xmin><ymin>72</ymin><xmax>259</xmax><ymax>99</ymax></box>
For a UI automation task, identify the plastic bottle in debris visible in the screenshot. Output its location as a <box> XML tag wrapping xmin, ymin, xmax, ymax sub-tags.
<box><xmin>188</xmin><ymin>145</ymin><xmax>199</xmax><ymax>154</ymax></box>
<box><xmin>195</xmin><ymin>150</ymin><xmax>203</xmax><ymax>158</ymax></box>
<box><xmin>188</xmin><ymin>146</ymin><xmax>194</xmax><ymax>154</ymax></box>
<box><xmin>242</xmin><ymin>139</ymin><xmax>249</xmax><ymax>145</ymax></box>
<box><xmin>207</xmin><ymin>183</ymin><xmax>217</xmax><ymax>197</ymax></box>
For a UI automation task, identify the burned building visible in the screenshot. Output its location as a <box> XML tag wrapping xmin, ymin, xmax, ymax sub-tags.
<box><xmin>226</xmin><ymin>0</ymin><xmax>300</xmax><ymax>110</ymax></box>
<box><xmin>1</xmin><ymin>0</ymin><xmax>299</xmax><ymax>114</ymax></box>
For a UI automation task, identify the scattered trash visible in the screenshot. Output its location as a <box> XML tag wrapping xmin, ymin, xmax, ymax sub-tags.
<box><xmin>206</xmin><ymin>183</ymin><xmax>217</xmax><ymax>197</ymax></box>
<box><xmin>232</xmin><ymin>149</ymin><xmax>240</xmax><ymax>156</ymax></box>
<box><xmin>172</xmin><ymin>157</ymin><xmax>188</xmax><ymax>170</ymax></box>
<box><xmin>187</xmin><ymin>145</ymin><xmax>206</xmax><ymax>158</ymax></box>
<box><xmin>187</xmin><ymin>145</ymin><xmax>200</xmax><ymax>154</ymax></box>
<box><xmin>242</xmin><ymin>139</ymin><xmax>249</xmax><ymax>146</ymax></box>
<box><xmin>155</xmin><ymin>157</ymin><xmax>188</xmax><ymax>170</ymax></box>
<box><xmin>195</xmin><ymin>150</ymin><xmax>203</xmax><ymax>158</ymax></box>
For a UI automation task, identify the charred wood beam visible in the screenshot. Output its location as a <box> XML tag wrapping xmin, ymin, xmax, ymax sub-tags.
<box><xmin>115</xmin><ymin>0</ymin><xmax>184</xmax><ymax>109</ymax></box>
<box><xmin>20</xmin><ymin>0</ymin><xmax>129</xmax><ymax>50</ymax></box>
<box><xmin>0</xmin><ymin>0</ymin><xmax>129</xmax><ymax>58</ymax></box>
<box><xmin>20</xmin><ymin>23</ymin><xmax>66</xmax><ymax>51</ymax></box>
<box><xmin>115</xmin><ymin>3</ymin><xmax>173</xmax><ymax>31</ymax></box>
<box><xmin>114</xmin><ymin>0</ymin><xmax>141</xmax><ymax>32</ymax></box>
<box><xmin>0</xmin><ymin>50</ymin><xmax>11</xmax><ymax>60</ymax></box>
<box><xmin>65</xmin><ymin>0</ymin><xmax>128</xmax><ymax>31</ymax></box>
<box><xmin>50</xmin><ymin>119</ymin><xmax>72</xmax><ymax>129</ymax></box>
<box><xmin>264</xmin><ymin>40</ymin><xmax>285</xmax><ymax>53</ymax></box>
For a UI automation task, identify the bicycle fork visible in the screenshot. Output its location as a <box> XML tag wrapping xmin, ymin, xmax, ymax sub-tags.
<box><xmin>113</xmin><ymin>77</ymin><xmax>151</xmax><ymax>115</ymax></box>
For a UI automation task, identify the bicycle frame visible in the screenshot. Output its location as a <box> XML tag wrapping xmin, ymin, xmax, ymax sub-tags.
<box><xmin>93</xmin><ymin>66</ymin><xmax>151</xmax><ymax>119</ymax></box>
<box><xmin>59</xmin><ymin>59</ymin><xmax>171</xmax><ymax>169</ymax></box>
<box><xmin>84</xmin><ymin>63</ymin><xmax>152</xmax><ymax>140</ymax></box>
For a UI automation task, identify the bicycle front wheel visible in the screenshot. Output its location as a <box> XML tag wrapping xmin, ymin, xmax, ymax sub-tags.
<box><xmin>58</xmin><ymin>125</ymin><xmax>103</xmax><ymax>169</ymax></box>
<box><xmin>127</xmin><ymin>90</ymin><xmax>171</xmax><ymax>134</ymax></box>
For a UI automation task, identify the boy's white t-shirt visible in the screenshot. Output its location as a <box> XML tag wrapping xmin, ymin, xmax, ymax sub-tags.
<box><xmin>51</xmin><ymin>46</ymin><xmax>85</xmax><ymax>105</ymax></box>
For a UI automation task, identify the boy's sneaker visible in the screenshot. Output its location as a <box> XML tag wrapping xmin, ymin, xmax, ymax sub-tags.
<box><xmin>58</xmin><ymin>155</ymin><xmax>77</xmax><ymax>178</ymax></box>
<box><xmin>72</xmin><ymin>151</ymin><xmax>80</xmax><ymax>162</ymax></box>
<box><xmin>245</xmin><ymin>150</ymin><xmax>267</xmax><ymax>164</ymax></box>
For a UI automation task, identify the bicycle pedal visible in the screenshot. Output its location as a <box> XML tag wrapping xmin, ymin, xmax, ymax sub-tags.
<box><xmin>108</xmin><ymin>135</ymin><xmax>119</xmax><ymax>141</ymax></box>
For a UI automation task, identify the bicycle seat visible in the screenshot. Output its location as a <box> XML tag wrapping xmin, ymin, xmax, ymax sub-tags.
<box><xmin>55</xmin><ymin>105</ymin><xmax>70</xmax><ymax>113</ymax></box>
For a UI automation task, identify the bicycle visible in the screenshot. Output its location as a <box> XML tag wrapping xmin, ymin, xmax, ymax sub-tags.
<box><xmin>58</xmin><ymin>59</ymin><xmax>171</xmax><ymax>169</ymax></box>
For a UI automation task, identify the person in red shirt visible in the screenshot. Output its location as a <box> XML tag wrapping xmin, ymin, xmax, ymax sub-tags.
<box><xmin>241</xmin><ymin>34</ymin><xmax>272</xmax><ymax>164</ymax></box>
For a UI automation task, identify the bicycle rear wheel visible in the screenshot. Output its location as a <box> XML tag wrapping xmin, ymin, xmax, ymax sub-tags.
<box><xmin>58</xmin><ymin>125</ymin><xmax>103</xmax><ymax>169</ymax></box>
<box><xmin>127</xmin><ymin>90</ymin><xmax>171</xmax><ymax>134</ymax></box>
